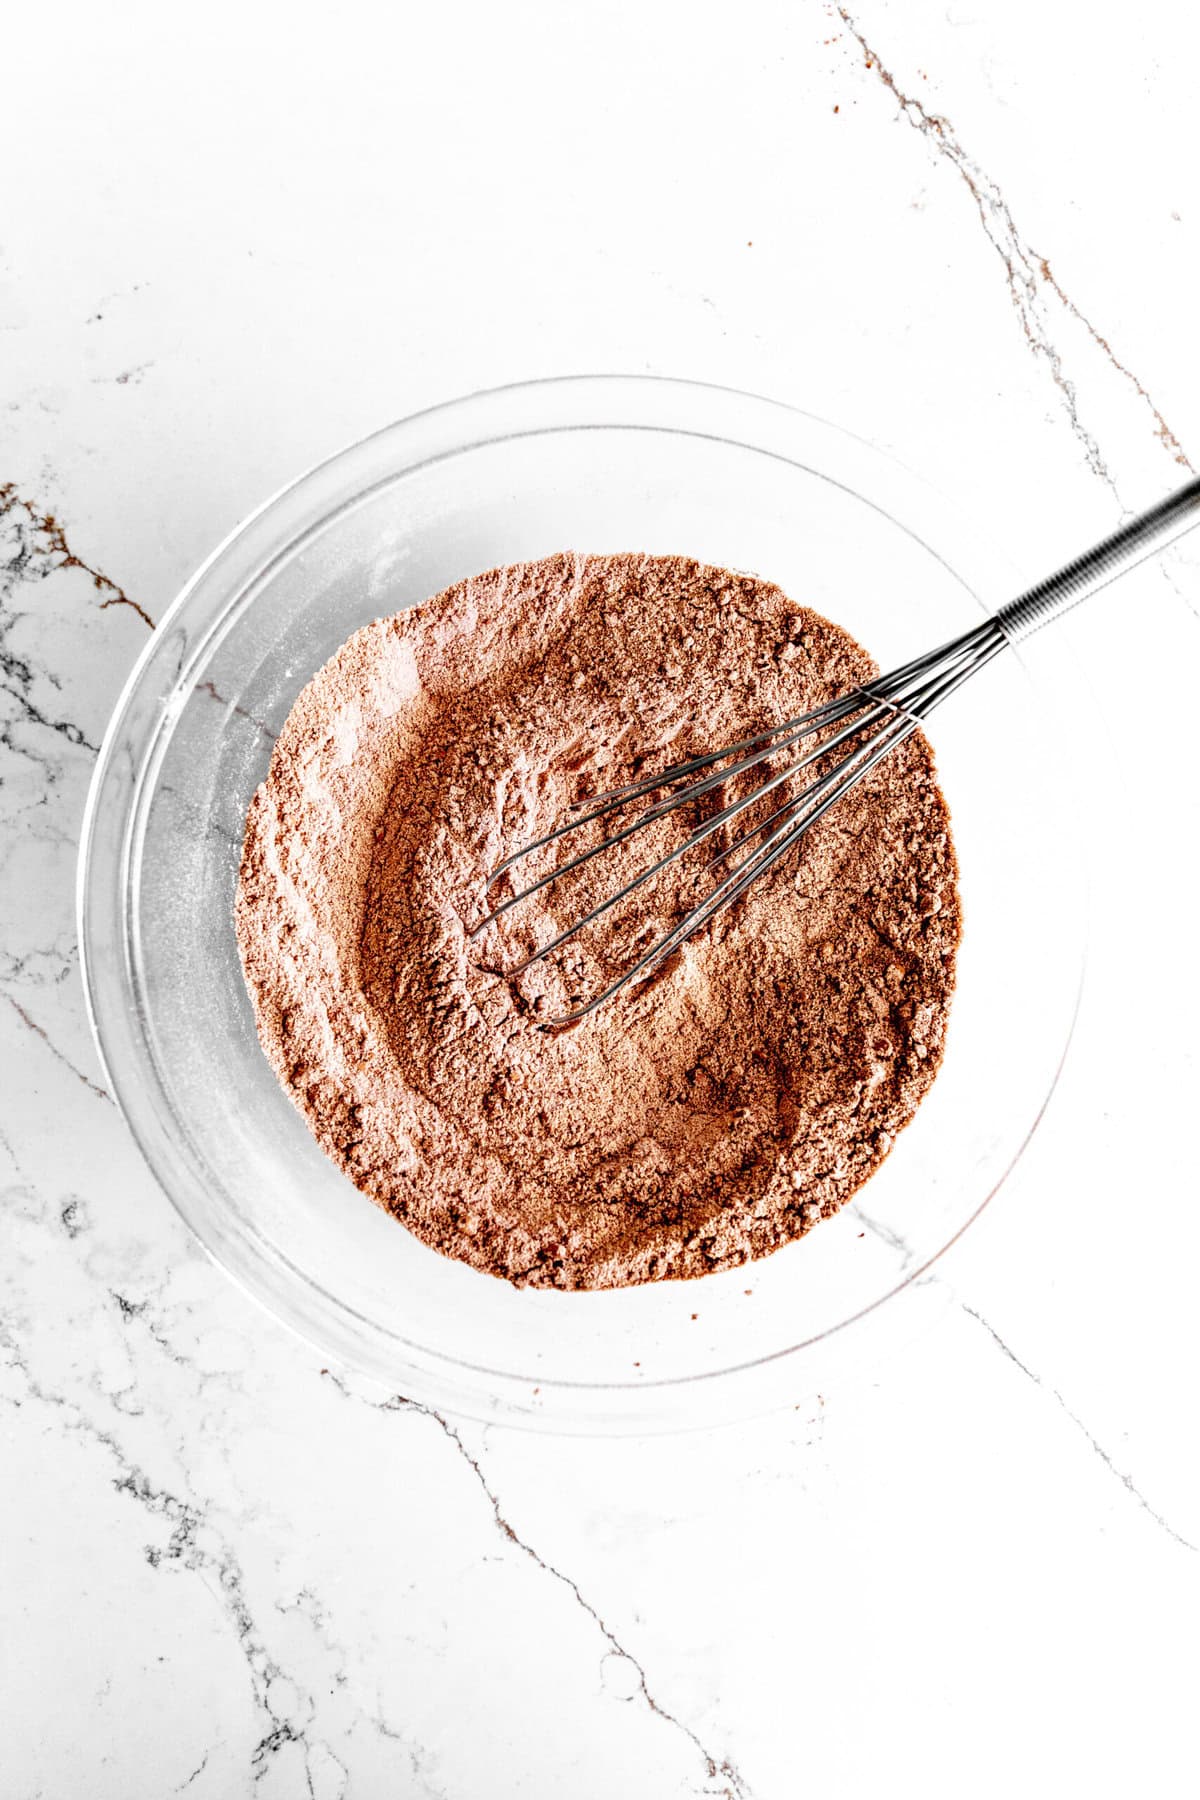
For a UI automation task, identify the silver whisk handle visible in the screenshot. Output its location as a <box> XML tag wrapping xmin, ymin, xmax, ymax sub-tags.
<box><xmin>994</xmin><ymin>475</ymin><xmax>1200</xmax><ymax>643</ymax></box>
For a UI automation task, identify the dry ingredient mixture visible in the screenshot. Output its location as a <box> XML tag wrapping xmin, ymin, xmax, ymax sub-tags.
<box><xmin>236</xmin><ymin>552</ymin><xmax>961</xmax><ymax>1289</ymax></box>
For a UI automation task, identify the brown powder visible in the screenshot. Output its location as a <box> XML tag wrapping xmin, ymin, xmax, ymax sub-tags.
<box><xmin>236</xmin><ymin>552</ymin><xmax>960</xmax><ymax>1289</ymax></box>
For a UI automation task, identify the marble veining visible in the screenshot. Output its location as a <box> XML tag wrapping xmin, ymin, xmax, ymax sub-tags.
<box><xmin>835</xmin><ymin>9</ymin><xmax>1193</xmax><ymax>490</ymax></box>
<box><xmin>3</xmin><ymin>2</ymin><xmax>1198</xmax><ymax>1794</ymax></box>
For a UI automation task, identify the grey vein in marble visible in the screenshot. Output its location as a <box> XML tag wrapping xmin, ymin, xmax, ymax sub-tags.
<box><xmin>835</xmin><ymin>6</ymin><xmax>1193</xmax><ymax>490</ymax></box>
<box><xmin>2</xmin><ymin>1342</ymin><xmax>357</xmax><ymax>1799</ymax></box>
<box><xmin>960</xmin><ymin>1304</ymin><xmax>1197</xmax><ymax>1553</ymax></box>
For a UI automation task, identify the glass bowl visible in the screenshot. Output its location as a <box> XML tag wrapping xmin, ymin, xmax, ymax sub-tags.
<box><xmin>78</xmin><ymin>376</ymin><xmax>1085</xmax><ymax>1432</ymax></box>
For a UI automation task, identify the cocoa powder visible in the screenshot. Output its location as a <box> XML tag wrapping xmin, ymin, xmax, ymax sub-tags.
<box><xmin>236</xmin><ymin>552</ymin><xmax>960</xmax><ymax>1289</ymax></box>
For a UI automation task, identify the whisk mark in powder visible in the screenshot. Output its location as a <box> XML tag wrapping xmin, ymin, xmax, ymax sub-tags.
<box><xmin>236</xmin><ymin>552</ymin><xmax>960</xmax><ymax>1290</ymax></box>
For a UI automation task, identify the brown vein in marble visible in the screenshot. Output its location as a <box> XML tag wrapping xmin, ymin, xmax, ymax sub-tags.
<box><xmin>849</xmin><ymin>1203</ymin><xmax>1197</xmax><ymax>1552</ymax></box>
<box><xmin>196</xmin><ymin>678</ymin><xmax>278</xmax><ymax>744</ymax></box>
<box><xmin>419</xmin><ymin>1404</ymin><xmax>753</xmax><ymax>1800</ymax></box>
<box><xmin>322</xmin><ymin>1373</ymin><xmax>751</xmax><ymax>1799</ymax></box>
<box><xmin>0</xmin><ymin>1118</ymin><xmax>23</xmax><ymax>1178</ymax></box>
<box><xmin>0</xmin><ymin>482</ymin><xmax>155</xmax><ymax>627</ymax></box>
<box><xmin>961</xmin><ymin>1305</ymin><xmax>1198</xmax><ymax>1553</ymax></box>
<box><xmin>834</xmin><ymin>7</ymin><xmax>1194</xmax><ymax>483</ymax></box>
<box><xmin>3</xmin><ymin>992</ymin><xmax>110</xmax><ymax>1100</ymax></box>
<box><xmin>1037</xmin><ymin>259</ymin><xmax>1194</xmax><ymax>472</ymax></box>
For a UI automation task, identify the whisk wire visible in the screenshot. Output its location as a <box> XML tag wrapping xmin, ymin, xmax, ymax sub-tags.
<box><xmin>468</xmin><ymin>476</ymin><xmax>1200</xmax><ymax>1026</ymax></box>
<box><xmin>473</xmin><ymin>623</ymin><xmax>1008</xmax><ymax>1023</ymax></box>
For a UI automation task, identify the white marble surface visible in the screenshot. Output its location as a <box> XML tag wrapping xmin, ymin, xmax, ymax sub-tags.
<box><xmin>3</xmin><ymin>2</ymin><xmax>1199</xmax><ymax>1794</ymax></box>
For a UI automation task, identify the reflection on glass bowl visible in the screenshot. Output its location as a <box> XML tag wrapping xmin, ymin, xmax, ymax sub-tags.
<box><xmin>78</xmin><ymin>377</ymin><xmax>1085</xmax><ymax>1432</ymax></box>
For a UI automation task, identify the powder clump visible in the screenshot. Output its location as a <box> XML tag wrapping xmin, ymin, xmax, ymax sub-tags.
<box><xmin>236</xmin><ymin>552</ymin><xmax>960</xmax><ymax>1289</ymax></box>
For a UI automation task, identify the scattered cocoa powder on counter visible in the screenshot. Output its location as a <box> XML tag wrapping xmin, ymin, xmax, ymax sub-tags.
<box><xmin>236</xmin><ymin>552</ymin><xmax>960</xmax><ymax>1290</ymax></box>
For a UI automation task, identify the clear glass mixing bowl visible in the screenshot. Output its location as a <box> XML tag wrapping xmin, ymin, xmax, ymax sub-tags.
<box><xmin>78</xmin><ymin>377</ymin><xmax>1085</xmax><ymax>1431</ymax></box>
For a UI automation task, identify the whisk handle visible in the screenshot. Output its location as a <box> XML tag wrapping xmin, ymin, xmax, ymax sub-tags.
<box><xmin>994</xmin><ymin>475</ymin><xmax>1200</xmax><ymax>642</ymax></box>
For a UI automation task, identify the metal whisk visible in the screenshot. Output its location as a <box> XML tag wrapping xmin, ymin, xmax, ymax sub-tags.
<box><xmin>472</xmin><ymin>479</ymin><xmax>1200</xmax><ymax>1025</ymax></box>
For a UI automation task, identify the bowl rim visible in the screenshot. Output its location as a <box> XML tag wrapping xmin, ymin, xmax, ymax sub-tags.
<box><xmin>76</xmin><ymin>373</ymin><xmax>1087</xmax><ymax>1430</ymax></box>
